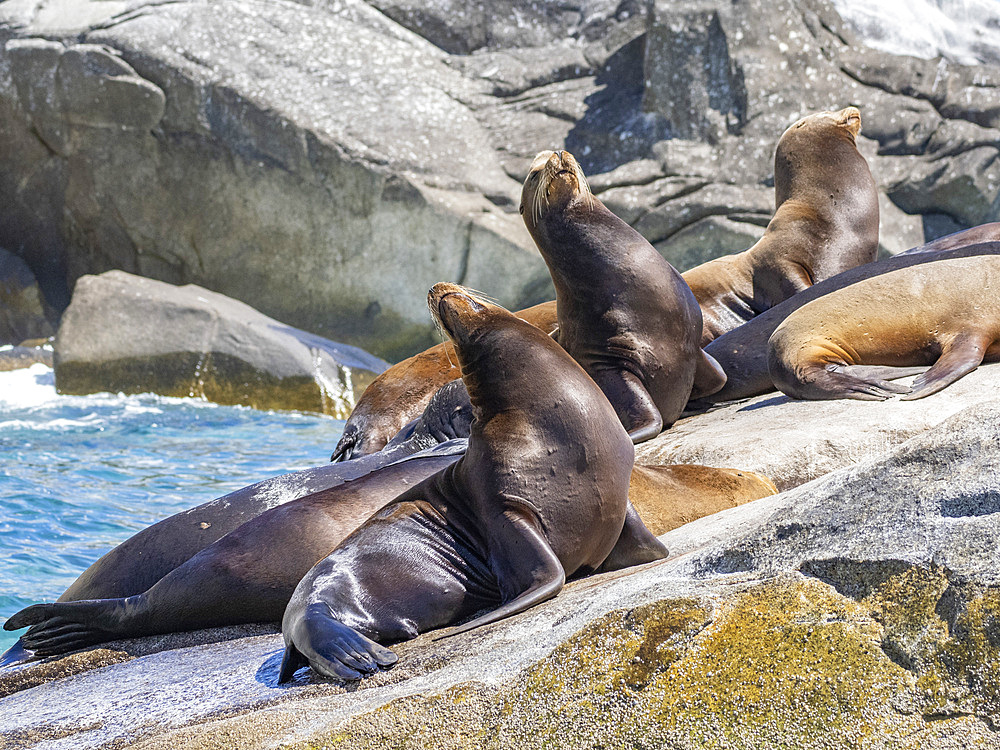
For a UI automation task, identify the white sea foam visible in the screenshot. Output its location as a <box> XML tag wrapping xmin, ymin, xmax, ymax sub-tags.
<box><xmin>0</xmin><ymin>364</ymin><xmax>58</xmax><ymax>409</ymax></box>
<box><xmin>833</xmin><ymin>0</ymin><xmax>1000</xmax><ymax>65</ymax></box>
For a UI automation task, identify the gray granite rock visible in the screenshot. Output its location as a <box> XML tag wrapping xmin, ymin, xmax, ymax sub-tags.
<box><xmin>54</xmin><ymin>270</ymin><xmax>388</xmax><ymax>417</ymax></box>
<box><xmin>2</xmin><ymin>0</ymin><xmax>1000</xmax><ymax>359</ymax></box>
<box><xmin>0</xmin><ymin>247</ymin><xmax>56</xmax><ymax>345</ymax></box>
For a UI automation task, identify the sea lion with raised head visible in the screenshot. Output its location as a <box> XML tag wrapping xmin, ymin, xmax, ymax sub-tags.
<box><xmin>697</xmin><ymin>239</ymin><xmax>1000</xmax><ymax>404</ymax></box>
<box><xmin>278</xmin><ymin>283</ymin><xmax>664</xmax><ymax>681</ymax></box>
<box><xmin>767</xmin><ymin>255</ymin><xmax>1000</xmax><ymax>401</ymax></box>
<box><xmin>682</xmin><ymin>107</ymin><xmax>879</xmax><ymax>346</ymax></box>
<box><xmin>522</xmin><ymin>149</ymin><xmax>722</xmax><ymax>443</ymax></box>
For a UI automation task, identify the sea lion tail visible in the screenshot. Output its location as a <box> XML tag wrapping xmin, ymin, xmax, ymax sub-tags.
<box><xmin>280</xmin><ymin>603</ymin><xmax>397</xmax><ymax>682</ymax></box>
<box><xmin>4</xmin><ymin>599</ymin><xmax>132</xmax><ymax>657</ymax></box>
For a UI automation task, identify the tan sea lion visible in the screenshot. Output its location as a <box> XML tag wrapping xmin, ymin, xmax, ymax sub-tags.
<box><xmin>698</xmin><ymin>239</ymin><xmax>1000</xmax><ymax>404</ymax></box>
<box><xmin>682</xmin><ymin>107</ymin><xmax>879</xmax><ymax>346</ymax></box>
<box><xmin>767</xmin><ymin>255</ymin><xmax>1000</xmax><ymax>401</ymax></box>
<box><xmin>629</xmin><ymin>464</ymin><xmax>777</xmax><ymax>535</ymax></box>
<box><xmin>522</xmin><ymin>149</ymin><xmax>723</xmax><ymax>443</ymax></box>
<box><xmin>277</xmin><ymin>283</ymin><xmax>662</xmax><ymax>681</ymax></box>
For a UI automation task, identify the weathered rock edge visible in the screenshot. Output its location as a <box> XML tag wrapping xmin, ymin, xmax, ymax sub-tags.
<box><xmin>54</xmin><ymin>270</ymin><xmax>388</xmax><ymax>417</ymax></box>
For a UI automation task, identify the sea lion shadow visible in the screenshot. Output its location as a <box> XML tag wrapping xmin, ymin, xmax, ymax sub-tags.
<box><xmin>254</xmin><ymin>648</ymin><xmax>362</xmax><ymax>692</ymax></box>
<box><xmin>736</xmin><ymin>394</ymin><xmax>791</xmax><ymax>412</ymax></box>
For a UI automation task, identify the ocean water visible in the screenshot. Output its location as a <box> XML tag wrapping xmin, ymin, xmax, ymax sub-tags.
<box><xmin>0</xmin><ymin>364</ymin><xmax>343</xmax><ymax>654</ymax></box>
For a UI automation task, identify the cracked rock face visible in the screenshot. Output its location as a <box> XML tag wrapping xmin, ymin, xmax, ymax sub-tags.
<box><xmin>0</xmin><ymin>0</ymin><xmax>998</xmax><ymax>358</ymax></box>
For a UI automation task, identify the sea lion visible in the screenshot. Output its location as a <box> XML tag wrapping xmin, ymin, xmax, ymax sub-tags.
<box><xmin>698</xmin><ymin>239</ymin><xmax>1000</xmax><ymax>404</ymax></box>
<box><xmin>522</xmin><ymin>149</ymin><xmax>721</xmax><ymax>443</ymax></box>
<box><xmin>628</xmin><ymin>464</ymin><xmax>777</xmax><ymax>535</ymax></box>
<box><xmin>4</xmin><ymin>447</ymin><xmax>465</xmax><ymax>656</ymax></box>
<box><xmin>682</xmin><ymin>107</ymin><xmax>879</xmax><ymax>346</ymax></box>
<box><xmin>767</xmin><ymin>255</ymin><xmax>1000</xmax><ymax>401</ymax></box>
<box><xmin>55</xmin><ymin>387</ymin><xmax>474</xmax><ymax>604</ymax></box>
<box><xmin>331</xmin><ymin>301</ymin><xmax>558</xmax><ymax>462</ymax></box>
<box><xmin>277</xmin><ymin>283</ymin><xmax>663</xmax><ymax>681</ymax></box>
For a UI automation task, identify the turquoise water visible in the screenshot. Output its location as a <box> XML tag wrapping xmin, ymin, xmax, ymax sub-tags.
<box><xmin>0</xmin><ymin>364</ymin><xmax>343</xmax><ymax>654</ymax></box>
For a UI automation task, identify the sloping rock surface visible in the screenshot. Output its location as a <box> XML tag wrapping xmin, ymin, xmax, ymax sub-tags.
<box><xmin>54</xmin><ymin>270</ymin><xmax>388</xmax><ymax>417</ymax></box>
<box><xmin>2</xmin><ymin>378</ymin><xmax>998</xmax><ymax>749</ymax></box>
<box><xmin>1</xmin><ymin>0</ymin><xmax>999</xmax><ymax>357</ymax></box>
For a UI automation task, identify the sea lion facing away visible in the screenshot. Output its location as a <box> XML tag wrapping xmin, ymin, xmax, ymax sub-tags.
<box><xmin>521</xmin><ymin>149</ymin><xmax>722</xmax><ymax>443</ymax></box>
<box><xmin>682</xmin><ymin>107</ymin><xmax>879</xmax><ymax>346</ymax></box>
<box><xmin>278</xmin><ymin>283</ymin><xmax>660</xmax><ymax>681</ymax></box>
<box><xmin>767</xmin><ymin>255</ymin><xmax>1000</xmax><ymax>401</ymax></box>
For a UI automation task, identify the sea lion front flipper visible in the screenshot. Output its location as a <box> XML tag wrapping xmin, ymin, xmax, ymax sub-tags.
<box><xmin>279</xmin><ymin>603</ymin><xmax>398</xmax><ymax>683</ymax></box>
<box><xmin>437</xmin><ymin>509</ymin><xmax>565</xmax><ymax>640</ymax></box>
<box><xmin>596</xmin><ymin>502</ymin><xmax>668</xmax><ymax>573</ymax></box>
<box><xmin>689</xmin><ymin>350</ymin><xmax>727</xmax><ymax>400</ymax></box>
<box><xmin>901</xmin><ymin>335</ymin><xmax>989</xmax><ymax>400</ymax></box>
<box><xmin>590</xmin><ymin>369</ymin><xmax>664</xmax><ymax>443</ymax></box>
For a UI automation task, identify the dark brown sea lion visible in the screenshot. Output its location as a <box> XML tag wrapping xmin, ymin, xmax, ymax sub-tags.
<box><xmin>767</xmin><ymin>255</ymin><xmax>1000</xmax><ymax>401</ymax></box>
<box><xmin>278</xmin><ymin>283</ymin><xmax>663</xmax><ymax>681</ymax></box>
<box><xmin>57</xmin><ymin>389</ymin><xmax>474</xmax><ymax>604</ymax></box>
<box><xmin>698</xmin><ymin>239</ymin><xmax>1000</xmax><ymax>404</ymax></box>
<box><xmin>682</xmin><ymin>107</ymin><xmax>879</xmax><ymax>346</ymax></box>
<box><xmin>522</xmin><ymin>149</ymin><xmax>721</xmax><ymax>443</ymax></box>
<box><xmin>3</xmin><ymin>448</ymin><xmax>465</xmax><ymax>657</ymax></box>
<box><xmin>331</xmin><ymin>301</ymin><xmax>558</xmax><ymax>462</ymax></box>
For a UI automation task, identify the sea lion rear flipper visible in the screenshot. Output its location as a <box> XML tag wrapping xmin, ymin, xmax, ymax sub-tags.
<box><xmin>902</xmin><ymin>335</ymin><xmax>989</xmax><ymax>400</ymax></box>
<box><xmin>591</xmin><ymin>369</ymin><xmax>663</xmax><ymax>443</ymax></box>
<box><xmin>436</xmin><ymin>509</ymin><xmax>565</xmax><ymax>640</ymax></box>
<box><xmin>597</xmin><ymin>502</ymin><xmax>668</xmax><ymax>573</ymax></box>
<box><xmin>330</xmin><ymin>423</ymin><xmax>362</xmax><ymax>462</ymax></box>
<box><xmin>280</xmin><ymin>603</ymin><xmax>398</xmax><ymax>683</ymax></box>
<box><xmin>4</xmin><ymin>600</ymin><xmax>128</xmax><ymax>657</ymax></box>
<box><xmin>689</xmin><ymin>350</ymin><xmax>727</xmax><ymax>400</ymax></box>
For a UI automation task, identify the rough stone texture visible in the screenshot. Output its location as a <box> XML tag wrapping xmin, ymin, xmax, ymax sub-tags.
<box><xmin>2</xmin><ymin>392</ymin><xmax>998</xmax><ymax>749</ymax></box>
<box><xmin>0</xmin><ymin>343</ymin><xmax>53</xmax><ymax>372</ymax></box>
<box><xmin>54</xmin><ymin>270</ymin><xmax>388</xmax><ymax>417</ymax></box>
<box><xmin>1</xmin><ymin>0</ymin><xmax>999</xmax><ymax>358</ymax></box>
<box><xmin>0</xmin><ymin>247</ymin><xmax>56</xmax><ymax>344</ymax></box>
<box><xmin>638</xmin><ymin>363</ymin><xmax>1000</xmax><ymax>492</ymax></box>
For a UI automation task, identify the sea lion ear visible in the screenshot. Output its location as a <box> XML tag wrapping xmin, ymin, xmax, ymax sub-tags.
<box><xmin>519</xmin><ymin>203</ymin><xmax>524</xmax><ymax>215</ymax></box>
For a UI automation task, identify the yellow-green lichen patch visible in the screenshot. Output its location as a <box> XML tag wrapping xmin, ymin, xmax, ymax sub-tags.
<box><xmin>289</xmin><ymin>575</ymin><xmax>1000</xmax><ymax>750</ymax></box>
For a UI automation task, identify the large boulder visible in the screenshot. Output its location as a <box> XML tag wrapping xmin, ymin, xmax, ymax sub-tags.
<box><xmin>2</xmin><ymin>372</ymin><xmax>998</xmax><ymax>749</ymax></box>
<box><xmin>54</xmin><ymin>270</ymin><xmax>388</xmax><ymax>417</ymax></box>
<box><xmin>2</xmin><ymin>0</ymin><xmax>1000</xmax><ymax>358</ymax></box>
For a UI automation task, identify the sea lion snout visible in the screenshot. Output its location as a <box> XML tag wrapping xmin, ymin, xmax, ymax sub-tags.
<box><xmin>521</xmin><ymin>149</ymin><xmax>591</xmax><ymax>224</ymax></box>
<box><xmin>427</xmin><ymin>282</ymin><xmax>489</xmax><ymax>341</ymax></box>
<box><xmin>838</xmin><ymin>106</ymin><xmax>862</xmax><ymax>138</ymax></box>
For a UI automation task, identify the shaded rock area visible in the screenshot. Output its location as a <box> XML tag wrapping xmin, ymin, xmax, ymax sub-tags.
<box><xmin>0</xmin><ymin>247</ymin><xmax>56</xmax><ymax>345</ymax></box>
<box><xmin>54</xmin><ymin>270</ymin><xmax>388</xmax><ymax>417</ymax></box>
<box><xmin>1</xmin><ymin>0</ymin><xmax>999</xmax><ymax>357</ymax></box>
<box><xmin>2</xmin><ymin>379</ymin><xmax>998</xmax><ymax>749</ymax></box>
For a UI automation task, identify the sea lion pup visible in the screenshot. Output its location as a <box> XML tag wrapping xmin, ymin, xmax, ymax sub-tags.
<box><xmin>3</xmin><ymin>446</ymin><xmax>466</xmax><ymax>657</ymax></box>
<box><xmin>682</xmin><ymin>107</ymin><xmax>878</xmax><ymax>346</ymax></box>
<box><xmin>278</xmin><ymin>283</ymin><xmax>662</xmax><ymax>682</ymax></box>
<box><xmin>767</xmin><ymin>255</ymin><xmax>1000</xmax><ymax>401</ymax></box>
<box><xmin>698</xmin><ymin>240</ymin><xmax>1000</xmax><ymax>404</ymax></box>
<box><xmin>331</xmin><ymin>301</ymin><xmax>558</xmax><ymax>462</ymax></box>
<box><xmin>522</xmin><ymin>149</ymin><xmax>720</xmax><ymax>444</ymax></box>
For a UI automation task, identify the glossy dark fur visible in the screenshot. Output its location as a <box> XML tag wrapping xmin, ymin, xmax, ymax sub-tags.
<box><xmin>521</xmin><ymin>150</ymin><xmax>719</xmax><ymax>444</ymax></box>
<box><xmin>4</xmin><ymin>449</ymin><xmax>464</xmax><ymax>656</ymax></box>
<box><xmin>278</xmin><ymin>284</ymin><xmax>664</xmax><ymax>682</ymax></box>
